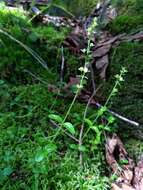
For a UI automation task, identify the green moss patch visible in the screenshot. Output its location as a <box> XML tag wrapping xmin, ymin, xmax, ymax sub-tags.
<box><xmin>103</xmin><ymin>42</ymin><xmax>143</xmax><ymax>126</ymax></box>
<box><xmin>0</xmin><ymin>6</ymin><xmax>70</xmax><ymax>84</ymax></box>
<box><xmin>108</xmin><ymin>15</ymin><xmax>143</xmax><ymax>34</ymax></box>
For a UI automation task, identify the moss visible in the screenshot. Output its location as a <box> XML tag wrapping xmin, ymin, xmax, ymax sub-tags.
<box><xmin>103</xmin><ymin>42</ymin><xmax>143</xmax><ymax>126</ymax></box>
<box><xmin>67</xmin><ymin>0</ymin><xmax>98</xmax><ymax>17</ymax></box>
<box><xmin>0</xmin><ymin>6</ymin><xmax>70</xmax><ymax>84</ymax></box>
<box><xmin>49</xmin><ymin>0</ymin><xmax>98</xmax><ymax>17</ymax></box>
<box><xmin>113</xmin><ymin>0</ymin><xmax>143</xmax><ymax>15</ymax></box>
<box><xmin>108</xmin><ymin>15</ymin><xmax>143</xmax><ymax>34</ymax></box>
<box><xmin>108</xmin><ymin>0</ymin><xmax>143</xmax><ymax>34</ymax></box>
<box><xmin>125</xmin><ymin>138</ymin><xmax>143</xmax><ymax>161</ymax></box>
<box><xmin>0</xmin><ymin>80</ymin><xmax>106</xmax><ymax>189</ymax></box>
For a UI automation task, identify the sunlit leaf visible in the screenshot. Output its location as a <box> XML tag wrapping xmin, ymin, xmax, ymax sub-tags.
<box><xmin>35</xmin><ymin>143</ymin><xmax>57</xmax><ymax>162</ymax></box>
<box><xmin>3</xmin><ymin>167</ymin><xmax>13</xmax><ymax>176</ymax></box>
<box><xmin>70</xmin><ymin>144</ymin><xmax>78</xmax><ymax>150</ymax></box>
<box><xmin>63</xmin><ymin>122</ymin><xmax>75</xmax><ymax>135</ymax></box>
<box><xmin>35</xmin><ymin>149</ymin><xmax>46</xmax><ymax>162</ymax></box>
<box><xmin>44</xmin><ymin>143</ymin><xmax>57</xmax><ymax>154</ymax></box>
<box><xmin>48</xmin><ymin>114</ymin><xmax>63</xmax><ymax>123</ymax></box>
<box><xmin>85</xmin><ymin>118</ymin><xmax>93</xmax><ymax>127</ymax></box>
<box><xmin>78</xmin><ymin>145</ymin><xmax>86</xmax><ymax>152</ymax></box>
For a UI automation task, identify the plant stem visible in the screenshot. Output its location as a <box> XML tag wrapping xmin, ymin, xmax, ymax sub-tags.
<box><xmin>52</xmin><ymin>39</ymin><xmax>91</xmax><ymax>141</ymax></box>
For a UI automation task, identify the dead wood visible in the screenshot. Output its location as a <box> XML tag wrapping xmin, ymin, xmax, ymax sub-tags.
<box><xmin>106</xmin><ymin>134</ymin><xmax>143</xmax><ymax>190</ymax></box>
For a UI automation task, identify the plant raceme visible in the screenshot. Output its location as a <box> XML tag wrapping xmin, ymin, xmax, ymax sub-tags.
<box><xmin>48</xmin><ymin>17</ymin><xmax>127</xmax><ymax>163</ymax></box>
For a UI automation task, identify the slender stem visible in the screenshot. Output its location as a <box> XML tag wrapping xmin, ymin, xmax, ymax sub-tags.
<box><xmin>104</xmin><ymin>81</ymin><xmax>119</xmax><ymax>107</ymax></box>
<box><xmin>52</xmin><ymin>40</ymin><xmax>91</xmax><ymax>141</ymax></box>
<box><xmin>83</xmin><ymin>69</ymin><xmax>126</xmax><ymax>139</ymax></box>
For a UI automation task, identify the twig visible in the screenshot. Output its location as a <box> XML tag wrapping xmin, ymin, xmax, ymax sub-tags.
<box><xmin>60</xmin><ymin>46</ymin><xmax>65</xmax><ymax>83</ymax></box>
<box><xmin>79</xmin><ymin>89</ymin><xmax>96</xmax><ymax>165</ymax></box>
<box><xmin>79</xmin><ymin>65</ymin><xmax>102</xmax><ymax>165</ymax></box>
<box><xmin>95</xmin><ymin>102</ymin><xmax>140</xmax><ymax>127</ymax></box>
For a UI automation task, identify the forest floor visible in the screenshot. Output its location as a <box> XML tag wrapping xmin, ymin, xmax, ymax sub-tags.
<box><xmin>0</xmin><ymin>1</ymin><xmax>143</xmax><ymax>190</ymax></box>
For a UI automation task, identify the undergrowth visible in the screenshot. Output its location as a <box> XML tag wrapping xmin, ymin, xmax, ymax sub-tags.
<box><xmin>105</xmin><ymin>42</ymin><xmax>143</xmax><ymax>124</ymax></box>
<box><xmin>108</xmin><ymin>0</ymin><xmax>143</xmax><ymax>34</ymax></box>
<box><xmin>0</xmin><ymin>81</ymin><xmax>110</xmax><ymax>189</ymax></box>
<box><xmin>0</xmin><ymin>5</ymin><xmax>71</xmax><ymax>84</ymax></box>
<box><xmin>0</xmin><ymin>2</ymin><xmax>142</xmax><ymax>190</ymax></box>
<box><xmin>0</xmin><ymin>5</ymin><xmax>112</xmax><ymax>189</ymax></box>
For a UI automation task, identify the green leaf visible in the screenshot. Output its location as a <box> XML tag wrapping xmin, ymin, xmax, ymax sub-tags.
<box><xmin>32</xmin><ymin>164</ymin><xmax>48</xmax><ymax>174</ymax></box>
<box><xmin>3</xmin><ymin>167</ymin><xmax>13</xmax><ymax>176</ymax></box>
<box><xmin>91</xmin><ymin>125</ymin><xmax>100</xmax><ymax>134</ymax></box>
<box><xmin>0</xmin><ymin>80</ymin><xmax>4</xmax><ymax>85</ymax></box>
<box><xmin>70</xmin><ymin>144</ymin><xmax>78</xmax><ymax>150</ymax></box>
<box><xmin>85</xmin><ymin>118</ymin><xmax>93</xmax><ymax>127</ymax></box>
<box><xmin>28</xmin><ymin>32</ymin><xmax>38</xmax><ymax>42</ymax></box>
<box><xmin>35</xmin><ymin>143</ymin><xmax>57</xmax><ymax>162</ymax></box>
<box><xmin>35</xmin><ymin>149</ymin><xmax>46</xmax><ymax>162</ymax></box>
<box><xmin>94</xmin><ymin>133</ymin><xmax>101</xmax><ymax>145</ymax></box>
<box><xmin>108</xmin><ymin>116</ymin><xmax>115</xmax><ymax>124</ymax></box>
<box><xmin>97</xmin><ymin>106</ymin><xmax>107</xmax><ymax>116</ymax></box>
<box><xmin>63</xmin><ymin>122</ymin><xmax>75</xmax><ymax>135</ymax></box>
<box><xmin>104</xmin><ymin>126</ymin><xmax>111</xmax><ymax>132</ymax></box>
<box><xmin>48</xmin><ymin>114</ymin><xmax>63</xmax><ymax>123</ymax></box>
<box><xmin>119</xmin><ymin>159</ymin><xmax>129</xmax><ymax>165</ymax></box>
<box><xmin>78</xmin><ymin>145</ymin><xmax>86</xmax><ymax>152</ymax></box>
<box><xmin>44</xmin><ymin>143</ymin><xmax>57</xmax><ymax>154</ymax></box>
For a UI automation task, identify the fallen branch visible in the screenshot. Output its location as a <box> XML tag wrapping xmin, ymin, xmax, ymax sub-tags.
<box><xmin>95</xmin><ymin>102</ymin><xmax>140</xmax><ymax>127</ymax></box>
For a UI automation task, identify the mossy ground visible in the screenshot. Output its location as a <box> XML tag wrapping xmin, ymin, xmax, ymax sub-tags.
<box><xmin>0</xmin><ymin>1</ymin><xmax>143</xmax><ymax>189</ymax></box>
<box><xmin>103</xmin><ymin>0</ymin><xmax>143</xmax><ymax>158</ymax></box>
<box><xmin>108</xmin><ymin>0</ymin><xmax>143</xmax><ymax>34</ymax></box>
<box><xmin>0</xmin><ymin>82</ymin><xmax>109</xmax><ymax>189</ymax></box>
<box><xmin>0</xmin><ymin>5</ymin><xmax>74</xmax><ymax>85</ymax></box>
<box><xmin>104</xmin><ymin>42</ymin><xmax>143</xmax><ymax>124</ymax></box>
<box><xmin>0</xmin><ymin>5</ymin><xmax>109</xmax><ymax>190</ymax></box>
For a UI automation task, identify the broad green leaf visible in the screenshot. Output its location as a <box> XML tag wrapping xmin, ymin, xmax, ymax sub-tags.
<box><xmin>63</xmin><ymin>122</ymin><xmax>75</xmax><ymax>135</ymax></box>
<box><xmin>78</xmin><ymin>145</ymin><xmax>86</xmax><ymax>152</ymax></box>
<box><xmin>91</xmin><ymin>126</ymin><xmax>100</xmax><ymax>134</ymax></box>
<box><xmin>97</xmin><ymin>106</ymin><xmax>107</xmax><ymax>116</ymax></box>
<box><xmin>48</xmin><ymin>114</ymin><xmax>63</xmax><ymax>123</ymax></box>
<box><xmin>3</xmin><ymin>167</ymin><xmax>13</xmax><ymax>176</ymax></box>
<box><xmin>44</xmin><ymin>143</ymin><xmax>57</xmax><ymax>154</ymax></box>
<box><xmin>35</xmin><ymin>143</ymin><xmax>57</xmax><ymax>162</ymax></box>
<box><xmin>69</xmin><ymin>144</ymin><xmax>78</xmax><ymax>150</ymax></box>
<box><xmin>35</xmin><ymin>149</ymin><xmax>46</xmax><ymax>162</ymax></box>
<box><xmin>85</xmin><ymin>118</ymin><xmax>93</xmax><ymax>127</ymax></box>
